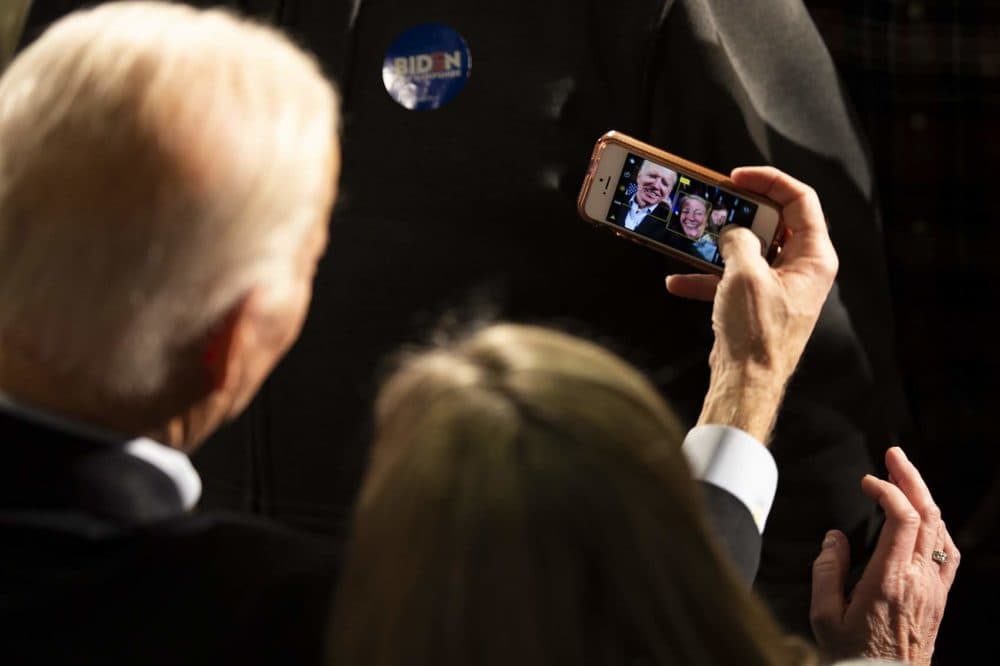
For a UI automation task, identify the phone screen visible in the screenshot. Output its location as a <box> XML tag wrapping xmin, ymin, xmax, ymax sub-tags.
<box><xmin>606</xmin><ymin>152</ymin><xmax>759</xmax><ymax>267</ymax></box>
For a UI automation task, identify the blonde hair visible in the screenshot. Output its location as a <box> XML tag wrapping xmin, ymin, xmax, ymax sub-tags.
<box><xmin>0</xmin><ymin>1</ymin><xmax>338</xmax><ymax>399</ymax></box>
<box><xmin>331</xmin><ymin>324</ymin><xmax>814</xmax><ymax>666</ymax></box>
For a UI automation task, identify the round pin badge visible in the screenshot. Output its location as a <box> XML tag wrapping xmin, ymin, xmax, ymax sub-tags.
<box><xmin>382</xmin><ymin>23</ymin><xmax>471</xmax><ymax>111</ymax></box>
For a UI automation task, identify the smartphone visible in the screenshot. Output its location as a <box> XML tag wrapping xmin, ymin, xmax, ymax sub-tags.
<box><xmin>577</xmin><ymin>131</ymin><xmax>783</xmax><ymax>274</ymax></box>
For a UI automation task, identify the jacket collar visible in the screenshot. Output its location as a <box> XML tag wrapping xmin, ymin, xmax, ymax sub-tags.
<box><xmin>0</xmin><ymin>393</ymin><xmax>202</xmax><ymax>525</ymax></box>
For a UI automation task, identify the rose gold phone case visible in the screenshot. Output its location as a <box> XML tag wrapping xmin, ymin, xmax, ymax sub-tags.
<box><xmin>577</xmin><ymin>131</ymin><xmax>784</xmax><ymax>275</ymax></box>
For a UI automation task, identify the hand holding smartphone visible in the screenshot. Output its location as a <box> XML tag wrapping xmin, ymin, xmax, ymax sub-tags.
<box><xmin>577</xmin><ymin>131</ymin><xmax>783</xmax><ymax>274</ymax></box>
<box><xmin>679</xmin><ymin>165</ymin><xmax>839</xmax><ymax>442</ymax></box>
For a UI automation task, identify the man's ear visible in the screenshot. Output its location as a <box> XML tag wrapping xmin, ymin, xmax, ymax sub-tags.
<box><xmin>200</xmin><ymin>292</ymin><xmax>257</xmax><ymax>394</ymax></box>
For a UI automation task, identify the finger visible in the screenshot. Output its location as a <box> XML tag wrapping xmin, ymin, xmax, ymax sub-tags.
<box><xmin>859</xmin><ymin>474</ymin><xmax>921</xmax><ymax>578</ymax></box>
<box><xmin>730</xmin><ymin>167</ymin><xmax>828</xmax><ymax>237</ymax></box>
<box><xmin>810</xmin><ymin>530</ymin><xmax>851</xmax><ymax>642</ymax></box>
<box><xmin>938</xmin><ymin>521</ymin><xmax>961</xmax><ymax>589</ymax></box>
<box><xmin>718</xmin><ymin>226</ymin><xmax>768</xmax><ymax>273</ymax></box>
<box><xmin>730</xmin><ymin>166</ymin><xmax>804</xmax><ymax>205</ymax></box>
<box><xmin>731</xmin><ymin>166</ymin><xmax>819</xmax><ymax>210</ymax></box>
<box><xmin>884</xmin><ymin>447</ymin><xmax>941</xmax><ymax>562</ymax></box>
<box><xmin>665</xmin><ymin>274</ymin><xmax>720</xmax><ymax>301</ymax></box>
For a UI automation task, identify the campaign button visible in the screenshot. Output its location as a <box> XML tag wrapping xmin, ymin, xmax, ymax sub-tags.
<box><xmin>382</xmin><ymin>23</ymin><xmax>471</xmax><ymax>111</ymax></box>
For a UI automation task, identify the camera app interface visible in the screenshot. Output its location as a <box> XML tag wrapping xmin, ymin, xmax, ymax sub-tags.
<box><xmin>606</xmin><ymin>152</ymin><xmax>759</xmax><ymax>266</ymax></box>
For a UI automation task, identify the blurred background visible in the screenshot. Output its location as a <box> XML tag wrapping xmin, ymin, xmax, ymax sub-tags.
<box><xmin>0</xmin><ymin>1</ymin><xmax>32</xmax><ymax>69</ymax></box>
<box><xmin>803</xmin><ymin>1</ymin><xmax>1000</xmax><ymax>660</ymax></box>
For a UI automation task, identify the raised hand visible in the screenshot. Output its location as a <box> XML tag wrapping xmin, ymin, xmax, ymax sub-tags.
<box><xmin>810</xmin><ymin>447</ymin><xmax>959</xmax><ymax>666</ymax></box>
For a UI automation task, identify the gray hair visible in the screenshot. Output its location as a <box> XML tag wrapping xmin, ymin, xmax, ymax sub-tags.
<box><xmin>0</xmin><ymin>1</ymin><xmax>338</xmax><ymax>399</ymax></box>
<box><xmin>636</xmin><ymin>159</ymin><xmax>678</xmax><ymax>187</ymax></box>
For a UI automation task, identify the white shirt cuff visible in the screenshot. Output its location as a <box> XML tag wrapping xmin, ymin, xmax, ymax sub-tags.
<box><xmin>682</xmin><ymin>424</ymin><xmax>778</xmax><ymax>533</ymax></box>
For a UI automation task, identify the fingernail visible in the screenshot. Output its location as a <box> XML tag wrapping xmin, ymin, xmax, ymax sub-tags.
<box><xmin>822</xmin><ymin>531</ymin><xmax>838</xmax><ymax>549</ymax></box>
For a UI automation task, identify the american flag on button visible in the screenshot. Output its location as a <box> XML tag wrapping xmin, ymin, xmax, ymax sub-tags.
<box><xmin>625</xmin><ymin>181</ymin><xmax>638</xmax><ymax>197</ymax></box>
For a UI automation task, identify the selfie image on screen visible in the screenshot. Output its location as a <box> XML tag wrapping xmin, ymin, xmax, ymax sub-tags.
<box><xmin>606</xmin><ymin>153</ymin><xmax>758</xmax><ymax>267</ymax></box>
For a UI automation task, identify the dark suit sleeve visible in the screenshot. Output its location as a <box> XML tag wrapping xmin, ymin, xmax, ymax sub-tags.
<box><xmin>698</xmin><ymin>480</ymin><xmax>762</xmax><ymax>586</ymax></box>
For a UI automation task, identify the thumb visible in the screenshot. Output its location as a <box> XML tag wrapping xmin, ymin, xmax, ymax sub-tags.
<box><xmin>810</xmin><ymin>530</ymin><xmax>850</xmax><ymax>642</ymax></box>
<box><xmin>717</xmin><ymin>226</ymin><xmax>766</xmax><ymax>272</ymax></box>
<box><xmin>665</xmin><ymin>274</ymin><xmax>721</xmax><ymax>302</ymax></box>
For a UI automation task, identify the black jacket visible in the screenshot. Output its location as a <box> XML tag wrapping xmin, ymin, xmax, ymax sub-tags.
<box><xmin>608</xmin><ymin>197</ymin><xmax>673</xmax><ymax>244</ymax></box>
<box><xmin>0</xmin><ymin>410</ymin><xmax>339</xmax><ymax>666</ymax></box>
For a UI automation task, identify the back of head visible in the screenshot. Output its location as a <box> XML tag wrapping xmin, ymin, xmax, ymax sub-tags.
<box><xmin>330</xmin><ymin>324</ymin><xmax>805</xmax><ymax>666</ymax></box>
<box><xmin>0</xmin><ymin>1</ymin><xmax>338</xmax><ymax>403</ymax></box>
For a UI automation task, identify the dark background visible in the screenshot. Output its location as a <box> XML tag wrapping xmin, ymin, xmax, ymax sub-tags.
<box><xmin>804</xmin><ymin>1</ymin><xmax>1000</xmax><ymax>660</ymax></box>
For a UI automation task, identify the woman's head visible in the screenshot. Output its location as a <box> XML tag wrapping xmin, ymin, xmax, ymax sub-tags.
<box><xmin>330</xmin><ymin>324</ymin><xmax>806</xmax><ymax>666</ymax></box>
<box><xmin>710</xmin><ymin>204</ymin><xmax>729</xmax><ymax>232</ymax></box>
<box><xmin>677</xmin><ymin>195</ymin><xmax>709</xmax><ymax>238</ymax></box>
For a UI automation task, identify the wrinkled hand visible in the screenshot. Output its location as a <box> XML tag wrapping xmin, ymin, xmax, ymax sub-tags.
<box><xmin>810</xmin><ymin>447</ymin><xmax>959</xmax><ymax>666</ymax></box>
<box><xmin>667</xmin><ymin>167</ymin><xmax>838</xmax><ymax>441</ymax></box>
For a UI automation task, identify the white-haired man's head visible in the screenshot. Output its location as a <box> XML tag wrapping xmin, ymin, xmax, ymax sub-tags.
<box><xmin>634</xmin><ymin>160</ymin><xmax>678</xmax><ymax>208</ymax></box>
<box><xmin>0</xmin><ymin>2</ymin><xmax>339</xmax><ymax>448</ymax></box>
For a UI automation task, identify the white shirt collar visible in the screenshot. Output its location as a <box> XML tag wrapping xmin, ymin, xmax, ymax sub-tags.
<box><xmin>629</xmin><ymin>195</ymin><xmax>658</xmax><ymax>216</ymax></box>
<box><xmin>0</xmin><ymin>391</ymin><xmax>202</xmax><ymax>510</ymax></box>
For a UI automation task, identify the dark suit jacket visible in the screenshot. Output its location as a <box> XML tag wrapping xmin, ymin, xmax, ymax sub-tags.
<box><xmin>608</xmin><ymin>197</ymin><xmax>673</xmax><ymax>244</ymax></box>
<box><xmin>0</xmin><ymin>410</ymin><xmax>339</xmax><ymax>666</ymax></box>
